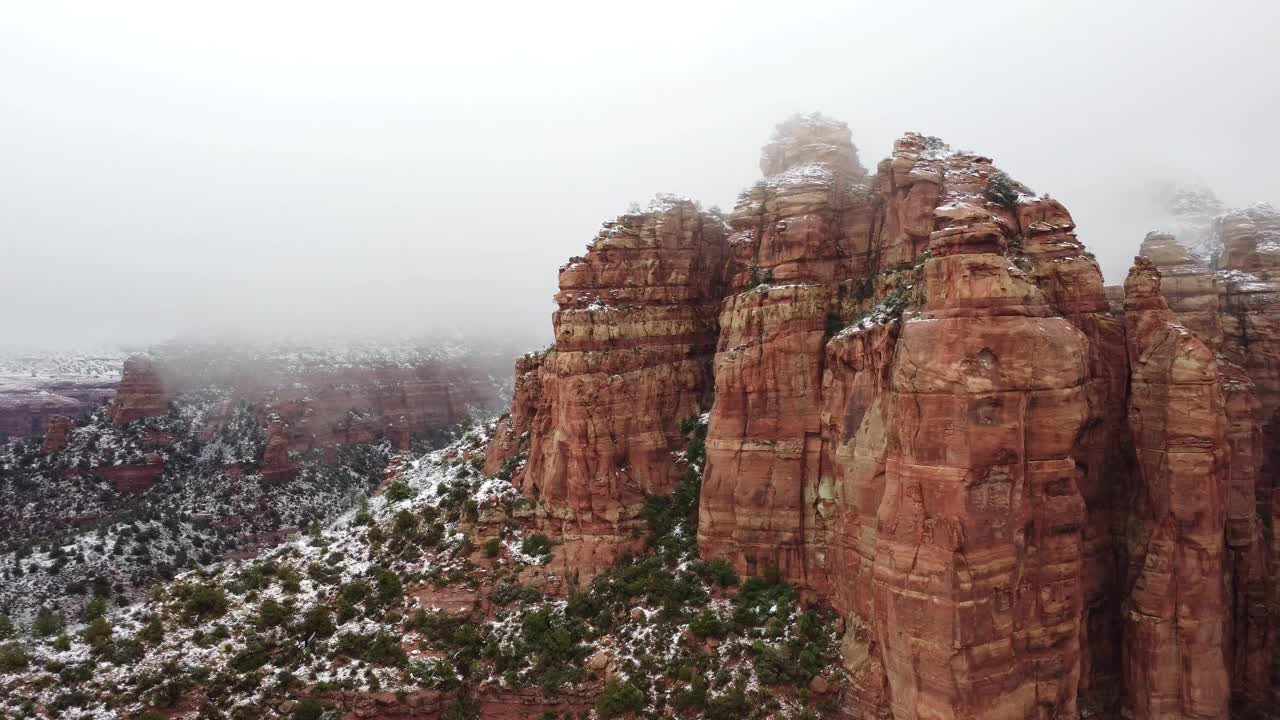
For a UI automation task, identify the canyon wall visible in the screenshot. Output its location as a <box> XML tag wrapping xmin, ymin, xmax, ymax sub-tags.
<box><xmin>0</xmin><ymin>373</ymin><xmax>117</xmax><ymax>438</ymax></box>
<box><xmin>490</xmin><ymin>114</ymin><xmax>1278</xmax><ymax>719</ymax></box>
<box><xmin>78</xmin><ymin>349</ymin><xmax>503</xmax><ymax>488</ymax></box>
<box><xmin>486</xmin><ymin>197</ymin><xmax>725</xmax><ymax>578</ymax></box>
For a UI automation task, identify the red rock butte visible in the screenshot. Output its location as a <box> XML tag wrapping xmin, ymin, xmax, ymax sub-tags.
<box><xmin>487</xmin><ymin>113</ymin><xmax>1280</xmax><ymax>720</ymax></box>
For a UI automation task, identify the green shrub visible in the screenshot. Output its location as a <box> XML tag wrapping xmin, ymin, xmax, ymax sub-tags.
<box><xmin>292</xmin><ymin>698</ymin><xmax>327</xmax><ymax>720</ymax></box>
<box><xmin>494</xmin><ymin>454</ymin><xmax>523</xmax><ymax>481</ymax></box>
<box><xmin>180</xmin><ymin>583</ymin><xmax>228</xmax><ymax>622</ymax></box>
<box><xmin>384</xmin><ymin>480</ymin><xmax>414</xmax><ymax>502</ymax></box>
<box><xmin>689</xmin><ymin>610</ymin><xmax>727</xmax><ymax>639</ymax></box>
<box><xmin>336</xmin><ymin>631</ymin><xmax>407</xmax><ymax>666</ymax></box>
<box><xmin>82</xmin><ymin>617</ymin><xmax>114</xmax><ymax>654</ymax></box>
<box><xmin>371</xmin><ymin>565</ymin><xmax>404</xmax><ymax>607</ymax></box>
<box><xmin>983</xmin><ymin>170</ymin><xmax>1022</xmax><ymax>211</ymax></box>
<box><xmin>353</xmin><ymin>498</ymin><xmax>373</xmax><ymax>525</ymax></box>
<box><xmin>596</xmin><ymin>678</ymin><xmax>645</xmax><ymax>719</ymax></box>
<box><xmin>82</xmin><ymin>594</ymin><xmax>109</xmax><ymax>621</ymax></box>
<box><xmin>32</xmin><ymin>607</ymin><xmax>65</xmax><ymax>637</ymax></box>
<box><xmin>298</xmin><ymin>605</ymin><xmax>336</xmax><ymax>639</ymax></box>
<box><xmin>521</xmin><ymin>533</ymin><xmax>552</xmax><ymax>558</ymax></box>
<box><xmin>490</xmin><ymin>581</ymin><xmax>541</xmax><ymax>606</ymax></box>
<box><xmin>483</xmin><ymin>537</ymin><xmax>501</xmax><ymax>558</ymax></box>
<box><xmin>278</xmin><ymin>566</ymin><xmax>303</xmax><ymax>593</ymax></box>
<box><xmin>393</xmin><ymin>509</ymin><xmax>418</xmax><ymax>536</ymax></box>
<box><xmin>257</xmin><ymin>598</ymin><xmax>290</xmax><ymax>628</ymax></box>
<box><xmin>0</xmin><ymin>641</ymin><xmax>30</xmax><ymax>671</ymax></box>
<box><xmin>705</xmin><ymin>684</ymin><xmax>750</xmax><ymax>720</ymax></box>
<box><xmin>692</xmin><ymin>558</ymin><xmax>739</xmax><ymax>588</ymax></box>
<box><xmin>138</xmin><ymin>616</ymin><xmax>165</xmax><ymax>645</ymax></box>
<box><xmin>743</xmin><ymin>263</ymin><xmax>774</xmax><ymax>291</ymax></box>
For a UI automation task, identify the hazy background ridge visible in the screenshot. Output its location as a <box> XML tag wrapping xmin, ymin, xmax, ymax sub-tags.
<box><xmin>2</xmin><ymin>0</ymin><xmax>1277</xmax><ymax>349</ymax></box>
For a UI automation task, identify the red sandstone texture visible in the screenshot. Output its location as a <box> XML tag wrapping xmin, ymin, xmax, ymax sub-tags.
<box><xmin>0</xmin><ymin>378</ymin><xmax>116</xmax><ymax>438</ymax></box>
<box><xmin>259</xmin><ymin>417</ymin><xmax>295</xmax><ymax>483</ymax></box>
<box><xmin>486</xmin><ymin>195</ymin><xmax>726</xmax><ymax>580</ymax></box>
<box><xmin>255</xmin><ymin>361</ymin><xmax>498</xmax><ymax>457</ymax></box>
<box><xmin>1126</xmin><ymin>205</ymin><xmax>1280</xmax><ymax>717</ymax></box>
<box><xmin>94</xmin><ymin>452</ymin><xmax>166</xmax><ymax>492</ymax></box>
<box><xmin>40</xmin><ymin>415</ymin><xmax>73</xmax><ymax>453</ymax></box>
<box><xmin>110</xmin><ymin>355</ymin><xmax>172</xmax><ymax>425</ymax></box>
<box><xmin>100</xmin><ymin>349</ymin><xmax>501</xmax><ymax>484</ymax></box>
<box><xmin>1121</xmin><ymin>257</ymin><xmax>1230</xmax><ymax>720</ymax></box>
<box><xmin>489</xmin><ymin>113</ymin><xmax>1280</xmax><ymax>719</ymax></box>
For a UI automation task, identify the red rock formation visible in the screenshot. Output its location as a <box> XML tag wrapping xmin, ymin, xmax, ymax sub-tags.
<box><xmin>387</xmin><ymin>415</ymin><xmax>411</xmax><ymax>453</ymax></box>
<box><xmin>259</xmin><ymin>417</ymin><xmax>294</xmax><ymax>483</ymax></box>
<box><xmin>1216</xmin><ymin>205</ymin><xmax>1280</xmax><ymax>487</ymax></box>
<box><xmin>488</xmin><ymin>114</ymin><xmax>1280</xmax><ymax>719</ymax></box>
<box><xmin>110</xmin><ymin>355</ymin><xmax>171</xmax><ymax>425</ymax></box>
<box><xmin>871</xmin><ymin>197</ymin><xmax>1091</xmax><ymax>720</ymax></box>
<box><xmin>257</xmin><ymin>362</ymin><xmax>497</xmax><ymax>455</ymax></box>
<box><xmin>1121</xmin><ymin>256</ymin><xmax>1230</xmax><ymax>720</ymax></box>
<box><xmin>94</xmin><ymin>452</ymin><xmax>165</xmax><ymax>492</ymax></box>
<box><xmin>490</xmin><ymin>195</ymin><xmax>726</xmax><ymax>580</ymax></box>
<box><xmin>40</xmin><ymin>415</ymin><xmax>73</xmax><ymax>453</ymax></box>
<box><xmin>0</xmin><ymin>386</ymin><xmax>113</xmax><ymax>439</ymax></box>
<box><xmin>1015</xmin><ymin>195</ymin><xmax>1131</xmax><ymax>714</ymax></box>
<box><xmin>1137</xmin><ymin>231</ymin><xmax>1223</xmax><ymax>349</ymax></box>
<box><xmin>0</xmin><ymin>357</ymin><xmax>118</xmax><ymax>438</ymax></box>
<box><xmin>482</xmin><ymin>351</ymin><xmax>545</xmax><ymax>475</ymax></box>
<box><xmin>700</xmin><ymin>114</ymin><xmax>869</xmax><ymax>582</ymax></box>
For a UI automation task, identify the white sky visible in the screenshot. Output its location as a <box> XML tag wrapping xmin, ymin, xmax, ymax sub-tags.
<box><xmin>2</xmin><ymin>0</ymin><xmax>1277</xmax><ymax>349</ymax></box>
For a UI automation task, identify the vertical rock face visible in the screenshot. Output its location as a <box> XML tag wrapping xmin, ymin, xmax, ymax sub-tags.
<box><xmin>483</xmin><ymin>351</ymin><xmax>546</xmax><ymax>475</ymax></box>
<box><xmin>870</xmin><ymin>184</ymin><xmax>1090</xmax><ymax>720</ymax></box>
<box><xmin>1121</xmin><ymin>257</ymin><xmax>1230</xmax><ymax>720</ymax></box>
<box><xmin>491</xmin><ymin>196</ymin><xmax>727</xmax><ymax>579</ymax></box>
<box><xmin>700</xmin><ymin>114</ymin><xmax>872</xmax><ymax>581</ymax></box>
<box><xmin>1137</xmin><ymin>231</ymin><xmax>1223</xmax><ymax>349</ymax></box>
<box><xmin>93</xmin><ymin>452</ymin><xmax>165</xmax><ymax>492</ymax></box>
<box><xmin>490</xmin><ymin>114</ymin><xmax>1280</xmax><ymax>719</ymax></box>
<box><xmin>256</xmin><ymin>362</ymin><xmax>496</xmax><ymax>454</ymax></box>
<box><xmin>259</xmin><ymin>417</ymin><xmax>294</xmax><ymax>483</ymax></box>
<box><xmin>110</xmin><ymin>355</ymin><xmax>171</xmax><ymax>425</ymax></box>
<box><xmin>1137</xmin><ymin>203</ymin><xmax>1279</xmax><ymax>718</ymax></box>
<box><xmin>40</xmin><ymin>415</ymin><xmax>74</xmax><ymax>453</ymax></box>
<box><xmin>1217</xmin><ymin>205</ymin><xmax>1280</xmax><ymax>484</ymax></box>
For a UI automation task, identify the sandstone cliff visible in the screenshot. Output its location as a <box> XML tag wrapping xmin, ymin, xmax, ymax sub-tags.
<box><xmin>489</xmin><ymin>114</ymin><xmax>1280</xmax><ymax>720</ymax></box>
<box><xmin>109</xmin><ymin>355</ymin><xmax>171</xmax><ymax>425</ymax></box>
<box><xmin>1125</xmin><ymin>203</ymin><xmax>1280</xmax><ymax>719</ymax></box>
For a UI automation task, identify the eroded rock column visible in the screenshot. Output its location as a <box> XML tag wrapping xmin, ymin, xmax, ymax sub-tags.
<box><xmin>1121</xmin><ymin>256</ymin><xmax>1229</xmax><ymax>720</ymax></box>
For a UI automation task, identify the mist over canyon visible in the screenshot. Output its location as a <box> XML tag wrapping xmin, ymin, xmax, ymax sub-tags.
<box><xmin>3</xmin><ymin>0</ymin><xmax>1278</xmax><ymax>350</ymax></box>
<box><xmin>3</xmin><ymin>3</ymin><xmax>1280</xmax><ymax>720</ymax></box>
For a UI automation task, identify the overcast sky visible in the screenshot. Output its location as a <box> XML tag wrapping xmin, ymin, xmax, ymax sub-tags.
<box><xmin>2</xmin><ymin>0</ymin><xmax>1277</xmax><ymax>350</ymax></box>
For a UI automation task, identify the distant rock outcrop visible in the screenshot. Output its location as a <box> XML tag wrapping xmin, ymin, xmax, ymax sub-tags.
<box><xmin>259</xmin><ymin>417</ymin><xmax>294</xmax><ymax>483</ymax></box>
<box><xmin>110</xmin><ymin>355</ymin><xmax>171</xmax><ymax>425</ymax></box>
<box><xmin>40</xmin><ymin>415</ymin><xmax>73</xmax><ymax>453</ymax></box>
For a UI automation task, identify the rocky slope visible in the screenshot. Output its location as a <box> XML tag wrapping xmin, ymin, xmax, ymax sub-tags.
<box><xmin>0</xmin><ymin>342</ymin><xmax>508</xmax><ymax>629</ymax></box>
<box><xmin>0</xmin><ymin>420</ymin><xmax>844</xmax><ymax>720</ymax></box>
<box><xmin>3</xmin><ymin>115</ymin><xmax>1277</xmax><ymax>720</ymax></box>
<box><xmin>0</xmin><ymin>351</ymin><xmax>122</xmax><ymax>439</ymax></box>
<box><xmin>485</xmin><ymin>114</ymin><xmax>1280</xmax><ymax>720</ymax></box>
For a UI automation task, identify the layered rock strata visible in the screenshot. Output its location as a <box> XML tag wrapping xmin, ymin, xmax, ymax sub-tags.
<box><xmin>1121</xmin><ymin>257</ymin><xmax>1230</xmax><ymax>720</ymax></box>
<box><xmin>490</xmin><ymin>114</ymin><xmax>1279</xmax><ymax>719</ymax></box>
<box><xmin>487</xmin><ymin>196</ymin><xmax>726</xmax><ymax>579</ymax></box>
<box><xmin>40</xmin><ymin>415</ymin><xmax>73</xmax><ymax>453</ymax></box>
<box><xmin>1132</xmin><ymin>203</ymin><xmax>1280</xmax><ymax>719</ymax></box>
<box><xmin>110</xmin><ymin>355</ymin><xmax>172</xmax><ymax>425</ymax></box>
